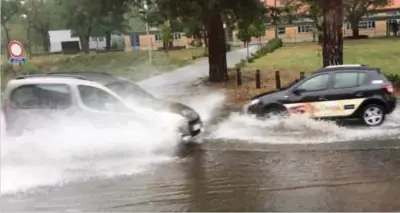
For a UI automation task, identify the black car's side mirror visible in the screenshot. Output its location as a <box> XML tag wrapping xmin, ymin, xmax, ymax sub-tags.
<box><xmin>293</xmin><ymin>88</ymin><xmax>306</xmax><ymax>95</ymax></box>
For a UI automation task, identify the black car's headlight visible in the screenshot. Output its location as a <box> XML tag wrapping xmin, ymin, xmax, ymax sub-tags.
<box><xmin>249</xmin><ymin>98</ymin><xmax>260</xmax><ymax>106</ymax></box>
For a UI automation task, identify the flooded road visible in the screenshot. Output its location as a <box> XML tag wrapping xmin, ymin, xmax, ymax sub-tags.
<box><xmin>2</xmin><ymin>139</ymin><xmax>400</xmax><ymax>212</ymax></box>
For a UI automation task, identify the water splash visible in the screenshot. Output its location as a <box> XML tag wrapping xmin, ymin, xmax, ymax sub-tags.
<box><xmin>208</xmin><ymin>108</ymin><xmax>400</xmax><ymax>144</ymax></box>
<box><xmin>0</xmin><ymin>107</ymin><xmax>184</xmax><ymax>195</ymax></box>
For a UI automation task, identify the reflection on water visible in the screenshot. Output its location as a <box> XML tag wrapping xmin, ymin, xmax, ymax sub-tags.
<box><xmin>2</xmin><ymin>145</ymin><xmax>400</xmax><ymax>212</ymax></box>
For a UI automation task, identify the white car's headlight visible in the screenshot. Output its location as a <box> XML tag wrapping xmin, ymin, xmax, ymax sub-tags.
<box><xmin>250</xmin><ymin>98</ymin><xmax>260</xmax><ymax>105</ymax></box>
<box><xmin>181</xmin><ymin>109</ymin><xmax>197</xmax><ymax>118</ymax></box>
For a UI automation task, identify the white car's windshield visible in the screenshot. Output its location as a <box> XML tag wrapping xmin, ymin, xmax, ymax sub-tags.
<box><xmin>105</xmin><ymin>81</ymin><xmax>156</xmax><ymax>102</ymax></box>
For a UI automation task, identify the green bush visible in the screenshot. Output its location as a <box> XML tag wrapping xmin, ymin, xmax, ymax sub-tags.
<box><xmin>251</xmin><ymin>38</ymin><xmax>283</xmax><ymax>60</ymax></box>
<box><xmin>235</xmin><ymin>59</ymin><xmax>246</xmax><ymax>68</ymax></box>
<box><xmin>386</xmin><ymin>73</ymin><xmax>400</xmax><ymax>88</ymax></box>
<box><xmin>225</xmin><ymin>43</ymin><xmax>232</xmax><ymax>52</ymax></box>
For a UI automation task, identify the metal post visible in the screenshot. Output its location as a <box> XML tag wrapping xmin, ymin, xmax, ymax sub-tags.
<box><xmin>143</xmin><ymin>1</ymin><xmax>152</xmax><ymax>64</ymax></box>
<box><xmin>145</xmin><ymin>20</ymin><xmax>152</xmax><ymax>64</ymax></box>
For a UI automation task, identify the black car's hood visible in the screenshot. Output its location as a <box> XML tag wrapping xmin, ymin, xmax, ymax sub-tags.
<box><xmin>251</xmin><ymin>89</ymin><xmax>280</xmax><ymax>100</ymax></box>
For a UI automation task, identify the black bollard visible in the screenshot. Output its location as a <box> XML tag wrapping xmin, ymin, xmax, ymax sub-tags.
<box><xmin>236</xmin><ymin>68</ymin><xmax>242</xmax><ymax>86</ymax></box>
<box><xmin>256</xmin><ymin>69</ymin><xmax>261</xmax><ymax>89</ymax></box>
<box><xmin>275</xmin><ymin>70</ymin><xmax>281</xmax><ymax>89</ymax></box>
<box><xmin>300</xmin><ymin>72</ymin><xmax>305</xmax><ymax>79</ymax></box>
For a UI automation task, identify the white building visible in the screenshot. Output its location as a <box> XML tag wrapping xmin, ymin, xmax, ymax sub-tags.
<box><xmin>48</xmin><ymin>30</ymin><xmax>123</xmax><ymax>53</ymax></box>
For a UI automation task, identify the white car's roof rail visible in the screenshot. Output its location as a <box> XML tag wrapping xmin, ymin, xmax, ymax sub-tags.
<box><xmin>15</xmin><ymin>74</ymin><xmax>88</xmax><ymax>81</ymax></box>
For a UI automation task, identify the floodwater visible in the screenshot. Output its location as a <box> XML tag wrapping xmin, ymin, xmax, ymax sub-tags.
<box><xmin>1</xmin><ymin>93</ymin><xmax>400</xmax><ymax>212</ymax></box>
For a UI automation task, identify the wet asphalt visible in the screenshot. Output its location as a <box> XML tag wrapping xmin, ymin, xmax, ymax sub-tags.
<box><xmin>1</xmin><ymin>138</ymin><xmax>400</xmax><ymax>212</ymax></box>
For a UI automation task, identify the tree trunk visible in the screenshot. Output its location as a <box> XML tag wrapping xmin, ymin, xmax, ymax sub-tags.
<box><xmin>163</xmin><ymin>40</ymin><xmax>168</xmax><ymax>52</ymax></box>
<box><xmin>41</xmin><ymin>31</ymin><xmax>50</xmax><ymax>53</ymax></box>
<box><xmin>321</xmin><ymin>0</ymin><xmax>343</xmax><ymax>67</ymax></box>
<box><xmin>350</xmin><ymin>20</ymin><xmax>360</xmax><ymax>37</ymax></box>
<box><xmin>246</xmin><ymin>42</ymin><xmax>249</xmax><ymax>59</ymax></box>
<box><xmin>26</xmin><ymin>26</ymin><xmax>32</xmax><ymax>57</ymax></box>
<box><xmin>81</xmin><ymin>35</ymin><xmax>90</xmax><ymax>53</ymax></box>
<box><xmin>105</xmin><ymin>31</ymin><xmax>111</xmax><ymax>51</ymax></box>
<box><xmin>203</xmin><ymin>30</ymin><xmax>209</xmax><ymax>48</ymax></box>
<box><xmin>206</xmin><ymin>8</ymin><xmax>228</xmax><ymax>82</ymax></box>
<box><xmin>3</xmin><ymin>26</ymin><xmax>11</xmax><ymax>58</ymax></box>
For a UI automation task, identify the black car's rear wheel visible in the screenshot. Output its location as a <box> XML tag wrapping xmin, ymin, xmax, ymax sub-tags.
<box><xmin>361</xmin><ymin>104</ymin><xmax>386</xmax><ymax>127</ymax></box>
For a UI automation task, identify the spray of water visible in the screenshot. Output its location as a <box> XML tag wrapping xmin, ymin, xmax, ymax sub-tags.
<box><xmin>208</xmin><ymin>107</ymin><xmax>400</xmax><ymax>144</ymax></box>
<box><xmin>0</xmin><ymin>102</ymin><xmax>187</xmax><ymax>195</ymax></box>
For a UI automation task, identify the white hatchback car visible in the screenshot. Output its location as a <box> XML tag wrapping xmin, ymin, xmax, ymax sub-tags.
<box><xmin>2</xmin><ymin>75</ymin><xmax>202</xmax><ymax>142</ymax></box>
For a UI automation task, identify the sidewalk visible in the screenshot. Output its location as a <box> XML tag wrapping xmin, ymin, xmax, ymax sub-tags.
<box><xmin>138</xmin><ymin>46</ymin><xmax>258</xmax><ymax>98</ymax></box>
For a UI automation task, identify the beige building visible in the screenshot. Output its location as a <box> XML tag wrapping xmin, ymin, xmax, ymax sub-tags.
<box><xmin>124</xmin><ymin>1</ymin><xmax>400</xmax><ymax>51</ymax></box>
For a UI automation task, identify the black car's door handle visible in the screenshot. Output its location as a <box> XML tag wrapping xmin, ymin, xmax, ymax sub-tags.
<box><xmin>318</xmin><ymin>97</ymin><xmax>328</xmax><ymax>101</ymax></box>
<box><xmin>355</xmin><ymin>92</ymin><xmax>363</xmax><ymax>97</ymax></box>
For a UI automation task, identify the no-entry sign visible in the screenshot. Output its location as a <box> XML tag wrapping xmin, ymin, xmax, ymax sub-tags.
<box><xmin>8</xmin><ymin>40</ymin><xmax>26</xmax><ymax>63</ymax></box>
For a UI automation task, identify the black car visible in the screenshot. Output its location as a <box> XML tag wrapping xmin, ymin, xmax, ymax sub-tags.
<box><xmin>46</xmin><ymin>71</ymin><xmax>203</xmax><ymax>139</ymax></box>
<box><xmin>245</xmin><ymin>64</ymin><xmax>397</xmax><ymax>126</ymax></box>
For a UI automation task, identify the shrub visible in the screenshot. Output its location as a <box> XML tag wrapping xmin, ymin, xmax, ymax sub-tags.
<box><xmin>225</xmin><ymin>43</ymin><xmax>232</xmax><ymax>52</ymax></box>
<box><xmin>235</xmin><ymin>59</ymin><xmax>246</xmax><ymax>68</ymax></box>
<box><xmin>255</xmin><ymin>38</ymin><xmax>283</xmax><ymax>57</ymax></box>
<box><xmin>386</xmin><ymin>73</ymin><xmax>400</xmax><ymax>88</ymax></box>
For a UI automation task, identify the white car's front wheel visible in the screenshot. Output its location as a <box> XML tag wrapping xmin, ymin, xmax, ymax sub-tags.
<box><xmin>361</xmin><ymin>104</ymin><xmax>386</xmax><ymax>127</ymax></box>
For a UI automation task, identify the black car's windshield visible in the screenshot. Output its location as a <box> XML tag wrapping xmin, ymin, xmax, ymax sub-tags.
<box><xmin>105</xmin><ymin>81</ymin><xmax>156</xmax><ymax>101</ymax></box>
<box><xmin>280</xmin><ymin>78</ymin><xmax>301</xmax><ymax>90</ymax></box>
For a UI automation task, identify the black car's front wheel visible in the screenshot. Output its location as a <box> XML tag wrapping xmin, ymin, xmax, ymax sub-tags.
<box><xmin>258</xmin><ymin>107</ymin><xmax>289</xmax><ymax>120</ymax></box>
<box><xmin>360</xmin><ymin>104</ymin><xmax>386</xmax><ymax>127</ymax></box>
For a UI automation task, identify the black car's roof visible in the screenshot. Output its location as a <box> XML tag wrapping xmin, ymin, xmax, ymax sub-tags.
<box><xmin>313</xmin><ymin>64</ymin><xmax>380</xmax><ymax>74</ymax></box>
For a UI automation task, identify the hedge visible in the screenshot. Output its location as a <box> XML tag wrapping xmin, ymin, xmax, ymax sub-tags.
<box><xmin>235</xmin><ymin>38</ymin><xmax>283</xmax><ymax>69</ymax></box>
<box><xmin>385</xmin><ymin>73</ymin><xmax>400</xmax><ymax>88</ymax></box>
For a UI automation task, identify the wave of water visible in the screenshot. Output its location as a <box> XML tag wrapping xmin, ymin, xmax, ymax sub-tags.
<box><xmin>0</xmin><ymin>107</ymin><xmax>185</xmax><ymax>195</ymax></box>
<box><xmin>208</xmin><ymin>107</ymin><xmax>400</xmax><ymax>144</ymax></box>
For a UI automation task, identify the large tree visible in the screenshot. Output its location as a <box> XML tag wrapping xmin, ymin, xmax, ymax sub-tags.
<box><xmin>299</xmin><ymin>0</ymin><xmax>324</xmax><ymax>43</ymax></box>
<box><xmin>22</xmin><ymin>0</ymin><xmax>63</xmax><ymax>53</ymax></box>
<box><xmin>146</xmin><ymin>0</ymin><xmax>264</xmax><ymax>82</ymax></box>
<box><xmin>344</xmin><ymin>0</ymin><xmax>391</xmax><ymax>37</ymax></box>
<box><xmin>55</xmin><ymin>0</ymin><xmax>130</xmax><ymax>53</ymax></box>
<box><xmin>97</xmin><ymin>0</ymin><xmax>131</xmax><ymax>50</ymax></box>
<box><xmin>1</xmin><ymin>0</ymin><xmax>22</xmax><ymax>57</ymax></box>
<box><xmin>320</xmin><ymin>0</ymin><xmax>344</xmax><ymax>66</ymax></box>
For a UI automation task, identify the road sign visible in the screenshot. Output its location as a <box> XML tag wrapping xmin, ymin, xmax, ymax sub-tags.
<box><xmin>8</xmin><ymin>40</ymin><xmax>26</xmax><ymax>64</ymax></box>
<box><xmin>10</xmin><ymin>58</ymin><xmax>26</xmax><ymax>63</ymax></box>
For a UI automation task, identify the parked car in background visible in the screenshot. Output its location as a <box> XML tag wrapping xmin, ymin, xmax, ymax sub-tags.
<box><xmin>245</xmin><ymin>64</ymin><xmax>397</xmax><ymax>127</ymax></box>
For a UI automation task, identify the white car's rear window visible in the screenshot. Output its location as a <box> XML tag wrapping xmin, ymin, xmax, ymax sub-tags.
<box><xmin>10</xmin><ymin>84</ymin><xmax>72</xmax><ymax>109</ymax></box>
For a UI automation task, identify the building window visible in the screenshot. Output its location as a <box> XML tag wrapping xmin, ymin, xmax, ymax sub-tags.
<box><xmin>297</xmin><ymin>25</ymin><xmax>313</xmax><ymax>33</ymax></box>
<box><xmin>277</xmin><ymin>27</ymin><xmax>286</xmax><ymax>35</ymax></box>
<box><xmin>173</xmin><ymin>32</ymin><xmax>181</xmax><ymax>40</ymax></box>
<box><xmin>91</xmin><ymin>37</ymin><xmax>97</xmax><ymax>41</ymax></box>
<box><xmin>154</xmin><ymin>34</ymin><xmax>161</xmax><ymax>41</ymax></box>
<box><xmin>99</xmin><ymin>37</ymin><xmax>104</xmax><ymax>41</ymax></box>
<box><xmin>346</xmin><ymin>21</ymin><xmax>375</xmax><ymax>30</ymax></box>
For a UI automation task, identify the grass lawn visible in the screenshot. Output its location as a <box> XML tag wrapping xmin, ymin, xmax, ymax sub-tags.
<box><xmin>247</xmin><ymin>37</ymin><xmax>400</xmax><ymax>74</ymax></box>
<box><xmin>1</xmin><ymin>47</ymin><xmax>206</xmax><ymax>91</ymax></box>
